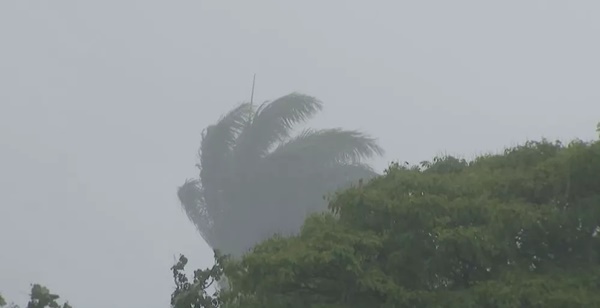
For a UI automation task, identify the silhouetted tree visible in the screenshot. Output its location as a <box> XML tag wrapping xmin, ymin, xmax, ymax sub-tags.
<box><xmin>0</xmin><ymin>285</ymin><xmax>71</xmax><ymax>308</ymax></box>
<box><xmin>177</xmin><ymin>93</ymin><xmax>383</xmax><ymax>257</ymax></box>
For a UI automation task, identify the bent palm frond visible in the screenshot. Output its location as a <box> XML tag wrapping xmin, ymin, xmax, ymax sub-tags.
<box><xmin>266</xmin><ymin>128</ymin><xmax>384</xmax><ymax>168</ymax></box>
<box><xmin>199</xmin><ymin>103</ymin><xmax>252</xmax><ymax>193</ymax></box>
<box><xmin>234</xmin><ymin>93</ymin><xmax>323</xmax><ymax>159</ymax></box>
<box><xmin>199</xmin><ymin>103</ymin><xmax>252</xmax><ymax>166</ymax></box>
<box><xmin>177</xmin><ymin>179</ymin><xmax>215</xmax><ymax>246</ymax></box>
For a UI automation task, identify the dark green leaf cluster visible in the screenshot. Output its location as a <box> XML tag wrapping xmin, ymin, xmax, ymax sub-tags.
<box><xmin>170</xmin><ymin>251</ymin><xmax>230</xmax><ymax>308</ymax></box>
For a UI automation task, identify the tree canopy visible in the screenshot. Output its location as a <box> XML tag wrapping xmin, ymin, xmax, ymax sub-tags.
<box><xmin>5</xmin><ymin>129</ymin><xmax>600</xmax><ymax>308</ymax></box>
<box><xmin>175</xmin><ymin>136</ymin><xmax>600</xmax><ymax>307</ymax></box>
<box><xmin>177</xmin><ymin>93</ymin><xmax>383</xmax><ymax>257</ymax></box>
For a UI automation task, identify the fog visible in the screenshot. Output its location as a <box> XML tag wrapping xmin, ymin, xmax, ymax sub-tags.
<box><xmin>1</xmin><ymin>1</ymin><xmax>599</xmax><ymax>307</ymax></box>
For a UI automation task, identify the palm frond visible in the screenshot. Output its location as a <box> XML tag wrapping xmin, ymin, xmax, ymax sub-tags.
<box><xmin>199</xmin><ymin>103</ymin><xmax>252</xmax><ymax>190</ymax></box>
<box><xmin>234</xmin><ymin>93</ymin><xmax>323</xmax><ymax>158</ymax></box>
<box><xmin>199</xmin><ymin>102</ymin><xmax>253</xmax><ymax>158</ymax></box>
<box><xmin>266</xmin><ymin>128</ymin><xmax>384</xmax><ymax>167</ymax></box>
<box><xmin>177</xmin><ymin>179</ymin><xmax>216</xmax><ymax>246</ymax></box>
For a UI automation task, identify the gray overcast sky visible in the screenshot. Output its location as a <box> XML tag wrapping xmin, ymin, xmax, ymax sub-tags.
<box><xmin>1</xmin><ymin>1</ymin><xmax>599</xmax><ymax>307</ymax></box>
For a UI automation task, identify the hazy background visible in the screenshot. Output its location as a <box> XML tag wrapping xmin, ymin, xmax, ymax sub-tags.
<box><xmin>1</xmin><ymin>1</ymin><xmax>598</xmax><ymax>307</ymax></box>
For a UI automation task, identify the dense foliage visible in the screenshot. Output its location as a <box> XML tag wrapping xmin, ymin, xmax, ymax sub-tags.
<box><xmin>175</xmin><ymin>137</ymin><xmax>600</xmax><ymax>307</ymax></box>
<box><xmin>177</xmin><ymin>93</ymin><xmax>383</xmax><ymax>257</ymax></box>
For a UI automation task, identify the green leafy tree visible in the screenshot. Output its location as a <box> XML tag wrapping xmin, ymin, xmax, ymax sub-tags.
<box><xmin>181</xmin><ymin>136</ymin><xmax>600</xmax><ymax>307</ymax></box>
<box><xmin>26</xmin><ymin>285</ymin><xmax>71</xmax><ymax>308</ymax></box>
<box><xmin>1</xmin><ymin>285</ymin><xmax>71</xmax><ymax>308</ymax></box>
<box><xmin>170</xmin><ymin>252</ymin><xmax>227</xmax><ymax>308</ymax></box>
<box><xmin>177</xmin><ymin>93</ymin><xmax>383</xmax><ymax>257</ymax></box>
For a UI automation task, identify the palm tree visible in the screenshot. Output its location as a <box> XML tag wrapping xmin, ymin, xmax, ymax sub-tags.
<box><xmin>178</xmin><ymin>92</ymin><xmax>383</xmax><ymax>257</ymax></box>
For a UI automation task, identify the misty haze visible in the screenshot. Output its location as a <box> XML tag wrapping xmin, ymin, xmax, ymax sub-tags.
<box><xmin>1</xmin><ymin>1</ymin><xmax>599</xmax><ymax>308</ymax></box>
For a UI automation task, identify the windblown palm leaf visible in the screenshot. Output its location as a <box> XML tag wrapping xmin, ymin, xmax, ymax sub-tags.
<box><xmin>200</xmin><ymin>103</ymin><xmax>252</xmax><ymax>153</ymax></box>
<box><xmin>177</xmin><ymin>92</ymin><xmax>383</xmax><ymax>257</ymax></box>
<box><xmin>234</xmin><ymin>93</ymin><xmax>322</xmax><ymax>159</ymax></box>
<box><xmin>177</xmin><ymin>179</ymin><xmax>216</xmax><ymax>247</ymax></box>
<box><xmin>199</xmin><ymin>102</ymin><xmax>252</xmax><ymax>178</ymax></box>
<box><xmin>267</xmin><ymin>128</ymin><xmax>383</xmax><ymax>167</ymax></box>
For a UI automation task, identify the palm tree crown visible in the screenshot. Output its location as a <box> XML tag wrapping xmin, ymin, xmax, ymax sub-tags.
<box><xmin>178</xmin><ymin>92</ymin><xmax>383</xmax><ymax>257</ymax></box>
